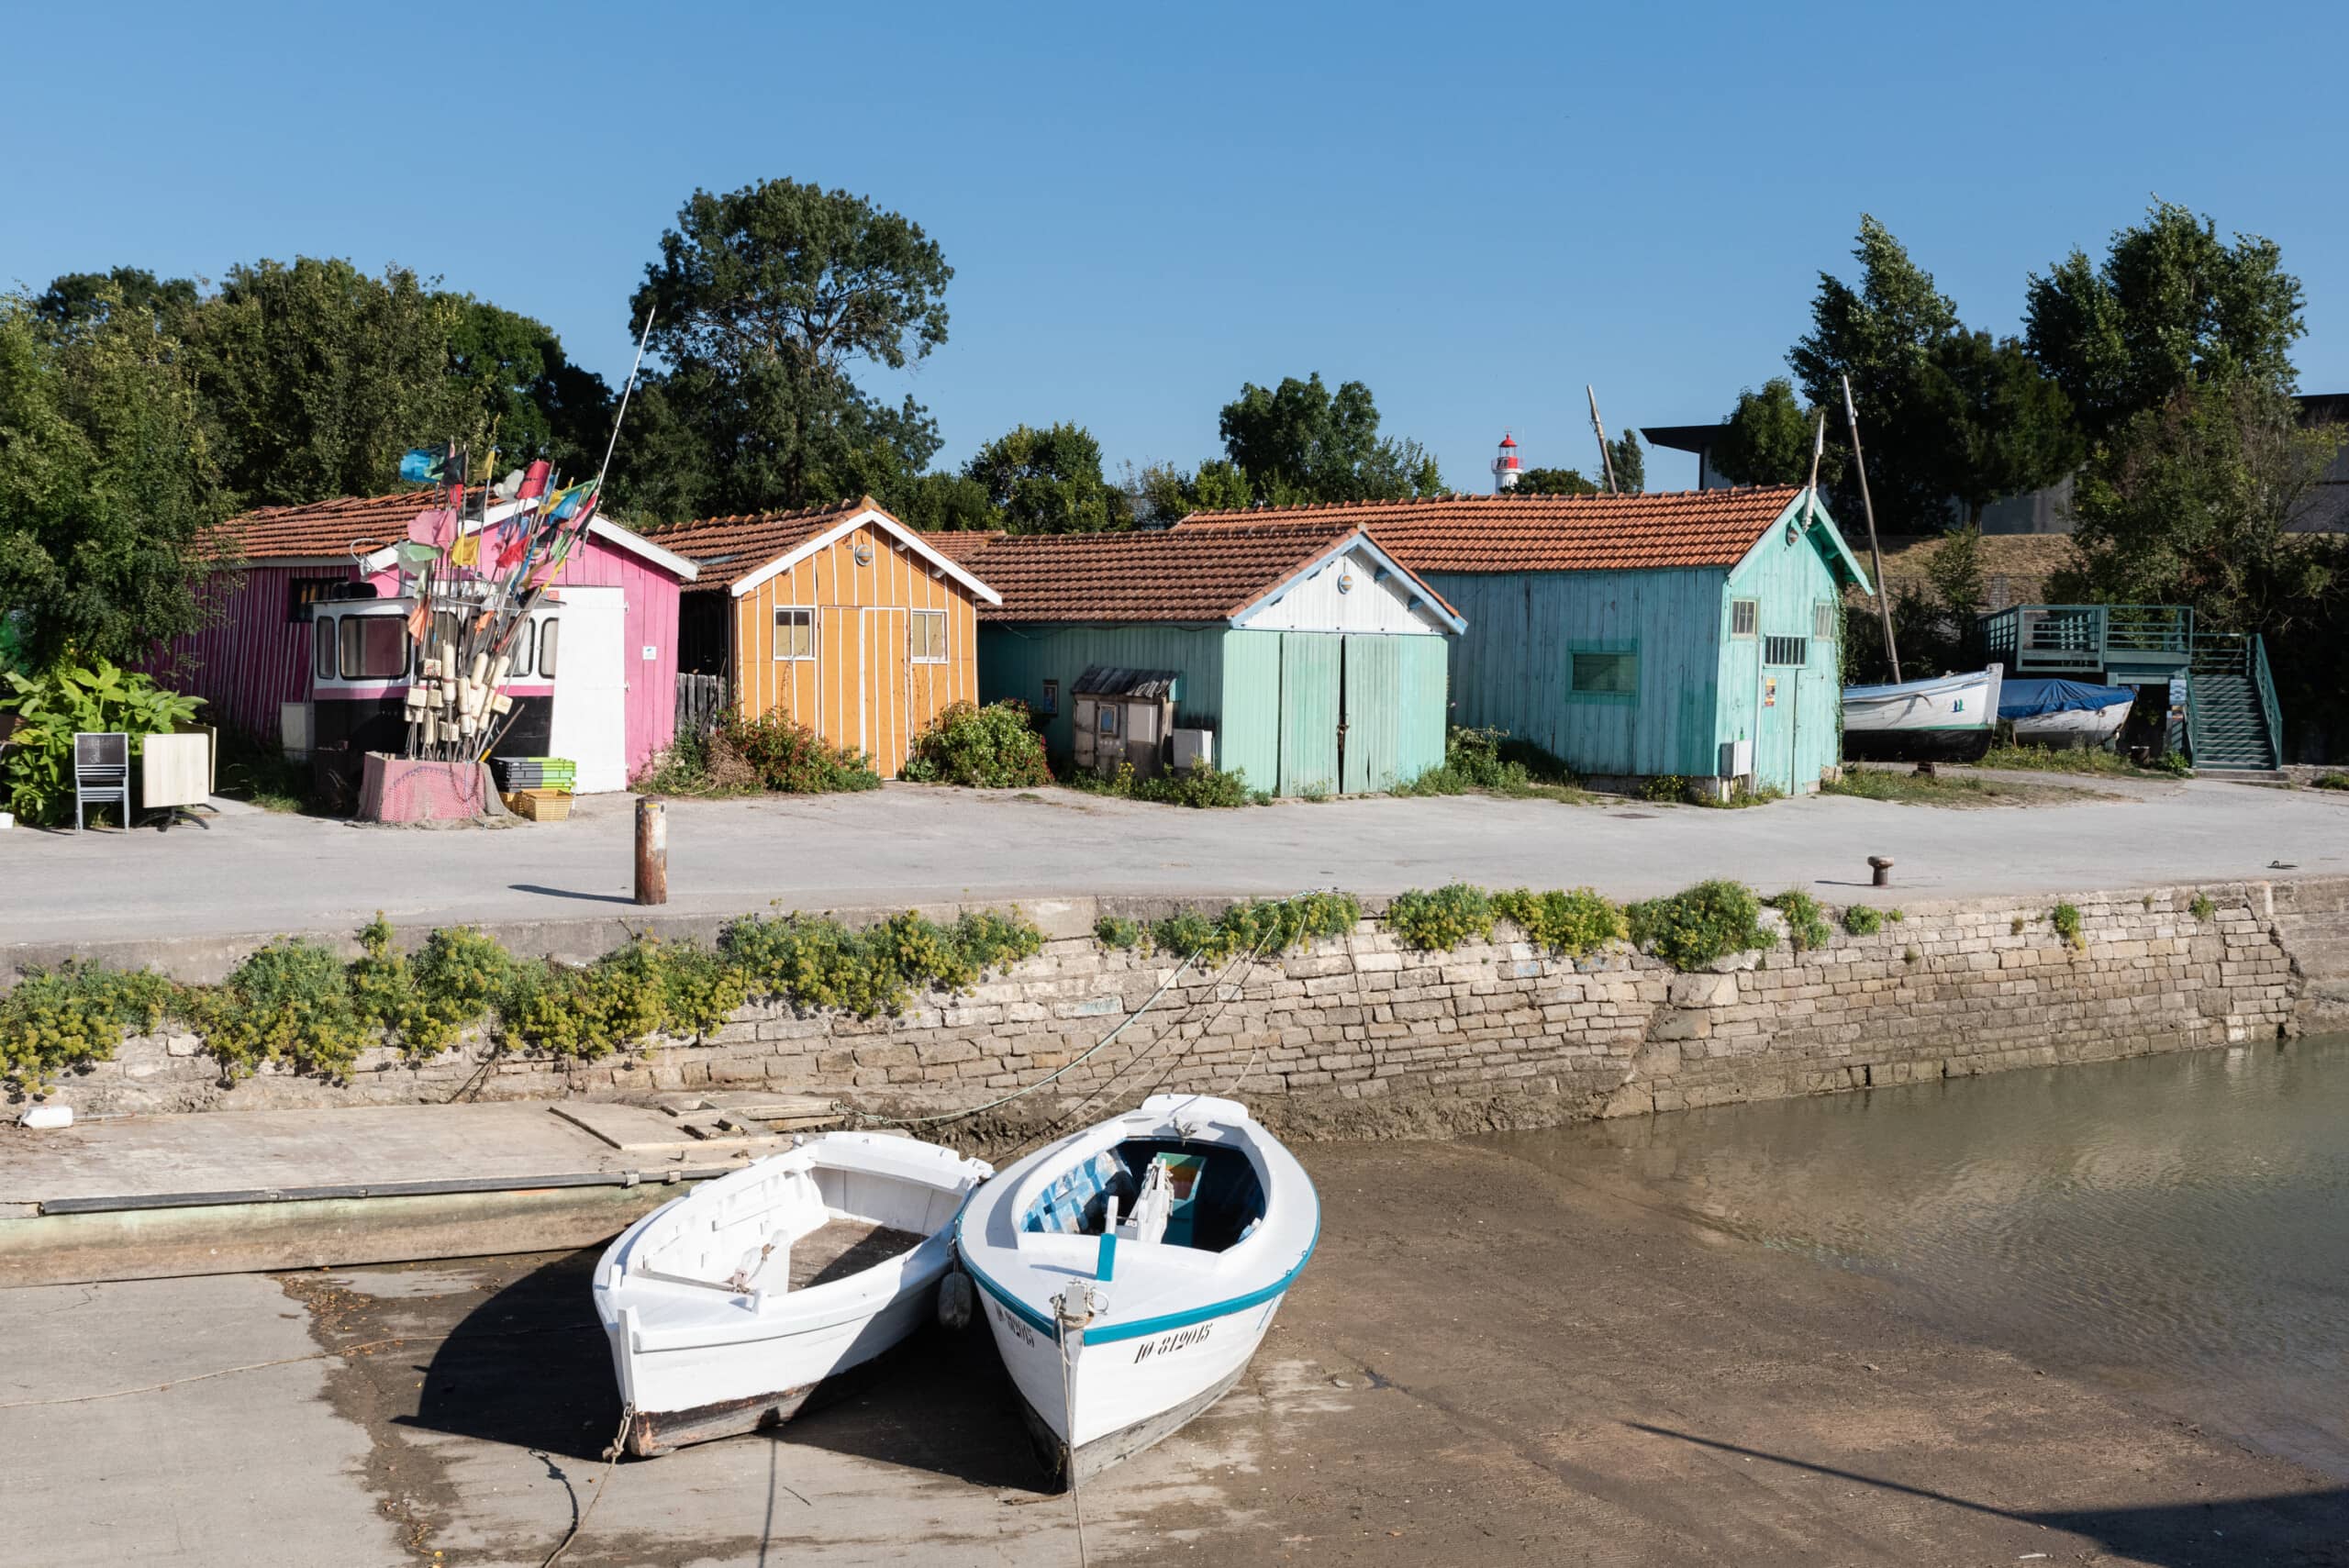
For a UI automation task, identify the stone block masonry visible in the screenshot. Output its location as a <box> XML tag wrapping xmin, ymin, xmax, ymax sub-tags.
<box><xmin>59</xmin><ymin>878</ymin><xmax>2343</xmax><ymax>1138</ymax></box>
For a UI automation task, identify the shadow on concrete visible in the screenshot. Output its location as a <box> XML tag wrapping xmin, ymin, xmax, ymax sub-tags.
<box><xmin>1629</xmin><ymin>1422</ymin><xmax>2349</xmax><ymax>1567</ymax></box>
<box><xmin>406</xmin><ymin>1249</ymin><xmax>618</xmax><ymax>1462</ymax></box>
<box><xmin>405</xmin><ymin>1247</ymin><xmax>1042</xmax><ymax>1487</ymax></box>
<box><xmin>509</xmin><ymin>883</ymin><xmax>638</xmax><ymax>906</ymax></box>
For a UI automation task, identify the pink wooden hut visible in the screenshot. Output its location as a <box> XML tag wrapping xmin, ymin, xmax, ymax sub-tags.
<box><xmin>169</xmin><ymin>491</ymin><xmax>697</xmax><ymax>793</ymax></box>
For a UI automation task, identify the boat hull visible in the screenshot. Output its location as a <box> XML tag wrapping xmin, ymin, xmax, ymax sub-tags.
<box><xmin>618</xmin><ymin>1313</ymin><xmax>931</xmax><ymax>1457</ymax></box>
<box><xmin>980</xmin><ymin>1281</ymin><xmax>1289</xmax><ymax>1490</ymax></box>
<box><xmin>2009</xmin><ymin>698</ymin><xmax>2134</xmax><ymax>749</ymax></box>
<box><xmin>1842</xmin><ymin>668</ymin><xmax>2001</xmax><ymax>762</ymax></box>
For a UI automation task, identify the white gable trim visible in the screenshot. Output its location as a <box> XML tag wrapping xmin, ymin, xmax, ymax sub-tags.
<box><xmin>355</xmin><ymin>502</ymin><xmax>700</xmax><ymax>583</ymax></box>
<box><xmin>1728</xmin><ymin>489</ymin><xmax>1873</xmax><ymax>595</ymax></box>
<box><xmin>725</xmin><ymin>507</ymin><xmax>1003</xmax><ymax>605</ymax></box>
<box><xmin>1230</xmin><ymin>531</ymin><xmax>1465</xmax><ymax>634</ymax></box>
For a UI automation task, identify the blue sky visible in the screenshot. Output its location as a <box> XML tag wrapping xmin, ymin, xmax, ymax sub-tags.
<box><xmin>5</xmin><ymin>1</ymin><xmax>2343</xmax><ymax>495</ymax></box>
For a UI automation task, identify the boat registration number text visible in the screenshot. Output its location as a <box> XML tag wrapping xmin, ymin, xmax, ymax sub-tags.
<box><xmin>1132</xmin><ymin>1323</ymin><xmax>1213</xmax><ymax>1363</ymax></box>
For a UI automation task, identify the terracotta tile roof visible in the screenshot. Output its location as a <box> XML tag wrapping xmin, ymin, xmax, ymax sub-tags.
<box><xmin>643</xmin><ymin>500</ymin><xmax>870</xmax><ymax>591</ymax></box>
<box><xmin>913</xmin><ymin>528</ymin><xmax>1006</xmax><ymax>562</ymax></box>
<box><xmin>962</xmin><ymin>521</ymin><xmax>1456</xmax><ymax>625</ymax></box>
<box><xmin>210</xmin><ymin>490</ymin><xmax>441</xmax><ymax>562</ymax></box>
<box><xmin>1176</xmin><ymin>486</ymin><xmax>1809</xmax><ymax>573</ymax></box>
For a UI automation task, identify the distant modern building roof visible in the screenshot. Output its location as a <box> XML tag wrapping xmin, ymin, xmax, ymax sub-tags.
<box><xmin>1636</xmin><ymin>424</ymin><xmax>1728</xmax><ymax>455</ymax></box>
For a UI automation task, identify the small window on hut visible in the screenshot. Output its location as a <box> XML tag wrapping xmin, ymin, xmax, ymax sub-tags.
<box><xmin>909</xmin><ymin>610</ymin><xmax>947</xmax><ymax>663</ymax></box>
<box><xmin>314</xmin><ymin>617</ymin><xmax>337</xmax><ymax>681</ymax></box>
<box><xmin>338</xmin><ymin>615</ymin><xmax>408</xmax><ymax>681</ymax></box>
<box><xmin>1730</xmin><ymin>598</ymin><xmax>1758</xmax><ymax>639</ymax></box>
<box><xmin>1040</xmin><ymin>679</ymin><xmax>1060</xmax><ymax>715</ymax></box>
<box><xmin>1570</xmin><ymin>651</ymin><xmax>1638</xmax><ymax>699</ymax></box>
<box><xmin>1764</xmin><ymin>635</ymin><xmax>1809</xmax><ymax>666</ymax></box>
<box><xmin>1098</xmin><ymin>705</ymin><xmax>1119</xmax><ymax>737</ymax></box>
<box><xmin>1813</xmin><ymin>601</ymin><xmax>1837</xmax><ymax>641</ymax></box>
<box><xmin>538</xmin><ymin>619</ymin><xmax>561</xmax><ymax>679</ymax></box>
<box><xmin>288</xmin><ymin>578</ymin><xmax>341</xmax><ymax>622</ymax></box>
<box><xmin>774</xmin><ymin>607</ymin><xmax>815</xmax><ymax>661</ymax></box>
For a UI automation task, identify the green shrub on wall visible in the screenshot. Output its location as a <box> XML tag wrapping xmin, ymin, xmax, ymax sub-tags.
<box><xmin>1626</xmin><ymin>881</ymin><xmax>1769</xmax><ymax>970</ymax></box>
<box><xmin>1765</xmin><ymin>890</ymin><xmax>1833</xmax><ymax>952</ymax></box>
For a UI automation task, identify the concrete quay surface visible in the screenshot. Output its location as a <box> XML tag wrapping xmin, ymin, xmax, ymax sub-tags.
<box><xmin>3</xmin><ymin>1136</ymin><xmax>2342</xmax><ymax>1568</ymax></box>
<box><xmin>5</xmin><ymin>773</ymin><xmax>2346</xmax><ymax>958</ymax></box>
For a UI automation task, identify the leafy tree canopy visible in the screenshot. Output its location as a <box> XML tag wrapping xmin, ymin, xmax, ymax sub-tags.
<box><xmin>0</xmin><ymin>290</ymin><xmax>226</xmax><ymax>666</ymax></box>
<box><xmin>2025</xmin><ymin>201</ymin><xmax>2306</xmax><ymax>442</ymax></box>
<box><xmin>1511</xmin><ymin>466</ymin><xmax>1600</xmax><ymax>496</ymax></box>
<box><xmin>1607</xmin><ymin>428</ymin><xmax>1645</xmax><ymax>494</ymax></box>
<box><xmin>1217</xmin><ymin>373</ymin><xmax>1443</xmax><ymax>504</ymax></box>
<box><xmin>1787</xmin><ymin>217</ymin><xmax>2076</xmax><ymax>530</ymax></box>
<box><xmin>628</xmin><ymin>178</ymin><xmax>952</xmax><ymax>517</ymax></box>
<box><xmin>1711</xmin><ymin>378</ymin><xmax>1821</xmax><ymax>486</ymax></box>
<box><xmin>963</xmin><ymin>422</ymin><xmax>1127</xmax><ymax>534</ymax></box>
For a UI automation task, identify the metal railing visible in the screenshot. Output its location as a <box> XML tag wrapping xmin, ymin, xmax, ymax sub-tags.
<box><xmin>2186</xmin><ymin>632</ymin><xmax>2282</xmax><ymax>768</ymax></box>
<box><xmin>1977</xmin><ymin>604</ymin><xmax>2193</xmax><ymax>673</ymax></box>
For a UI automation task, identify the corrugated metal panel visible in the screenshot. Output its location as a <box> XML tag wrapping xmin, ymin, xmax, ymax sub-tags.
<box><xmin>1428</xmin><ymin>567</ymin><xmax>1725</xmax><ymax>777</ymax></box>
<box><xmin>1277</xmin><ymin>633</ymin><xmax>1341</xmax><ymax>795</ymax></box>
<box><xmin>153</xmin><ymin>564</ymin><xmax>361</xmax><ymax>740</ymax></box>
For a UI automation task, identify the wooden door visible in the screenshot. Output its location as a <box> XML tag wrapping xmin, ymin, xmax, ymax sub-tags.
<box><xmin>1277</xmin><ymin>633</ymin><xmax>1341</xmax><ymax>795</ymax></box>
<box><xmin>859</xmin><ymin>607</ymin><xmax>907</xmax><ymax>773</ymax></box>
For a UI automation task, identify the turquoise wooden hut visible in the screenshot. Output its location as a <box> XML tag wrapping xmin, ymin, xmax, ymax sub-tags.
<box><xmin>959</xmin><ymin>522</ymin><xmax>1463</xmax><ymax>795</ymax></box>
<box><xmin>1180</xmin><ymin>487</ymin><xmax>1871</xmax><ymax>795</ymax></box>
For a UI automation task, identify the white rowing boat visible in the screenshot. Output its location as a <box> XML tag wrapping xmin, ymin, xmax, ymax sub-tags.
<box><xmin>954</xmin><ymin>1095</ymin><xmax>1319</xmax><ymax>1488</ymax></box>
<box><xmin>595</xmin><ymin>1131</ymin><xmax>992</xmax><ymax>1456</ymax></box>
<box><xmin>1842</xmin><ymin>664</ymin><xmax>2004</xmax><ymax>762</ymax></box>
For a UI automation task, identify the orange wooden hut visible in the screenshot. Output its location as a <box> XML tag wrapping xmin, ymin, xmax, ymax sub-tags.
<box><xmin>651</xmin><ymin>498</ymin><xmax>1002</xmax><ymax>776</ymax></box>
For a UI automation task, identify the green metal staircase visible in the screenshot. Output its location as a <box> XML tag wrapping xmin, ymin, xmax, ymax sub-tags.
<box><xmin>2187</xmin><ymin>634</ymin><xmax>2283</xmax><ymax>772</ymax></box>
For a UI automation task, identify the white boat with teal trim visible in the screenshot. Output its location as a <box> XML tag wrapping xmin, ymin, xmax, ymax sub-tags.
<box><xmin>1842</xmin><ymin>663</ymin><xmax>2005</xmax><ymax>762</ymax></box>
<box><xmin>595</xmin><ymin>1131</ymin><xmax>992</xmax><ymax>1456</ymax></box>
<box><xmin>953</xmin><ymin>1095</ymin><xmax>1318</xmax><ymax>1488</ymax></box>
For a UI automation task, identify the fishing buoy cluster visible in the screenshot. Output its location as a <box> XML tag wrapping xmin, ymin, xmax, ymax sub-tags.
<box><xmin>404</xmin><ymin>649</ymin><xmax>517</xmax><ymax>748</ymax></box>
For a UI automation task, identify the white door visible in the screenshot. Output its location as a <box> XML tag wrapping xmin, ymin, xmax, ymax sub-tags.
<box><xmin>549</xmin><ymin>585</ymin><xmax>629</xmax><ymax>793</ymax></box>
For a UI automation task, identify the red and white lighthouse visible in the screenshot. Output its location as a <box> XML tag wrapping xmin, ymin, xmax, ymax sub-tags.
<box><xmin>1491</xmin><ymin>429</ymin><xmax>1522</xmax><ymax>492</ymax></box>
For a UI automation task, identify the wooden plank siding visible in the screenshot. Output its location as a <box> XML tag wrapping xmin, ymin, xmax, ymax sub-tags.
<box><xmin>157</xmin><ymin>562</ymin><xmax>360</xmax><ymax>741</ymax></box>
<box><xmin>1423</xmin><ymin>567</ymin><xmax>1727</xmax><ymax>779</ymax></box>
<box><xmin>1718</xmin><ymin>522</ymin><xmax>1850</xmax><ymax>794</ymax></box>
<box><xmin>728</xmin><ymin>519</ymin><xmax>978</xmax><ymax>777</ymax></box>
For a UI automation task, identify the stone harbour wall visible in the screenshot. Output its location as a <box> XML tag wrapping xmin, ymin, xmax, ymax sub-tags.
<box><xmin>63</xmin><ymin>878</ymin><xmax>2342</xmax><ymax>1137</ymax></box>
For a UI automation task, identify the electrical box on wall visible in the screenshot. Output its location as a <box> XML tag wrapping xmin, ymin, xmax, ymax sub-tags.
<box><xmin>1719</xmin><ymin>738</ymin><xmax>1753</xmax><ymax>777</ymax></box>
<box><xmin>1173</xmin><ymin>728</ymin><xmax>1215</xmax><ymax>772</ymax></box>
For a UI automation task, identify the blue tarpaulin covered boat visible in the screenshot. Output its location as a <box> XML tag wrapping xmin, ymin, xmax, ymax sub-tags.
<box><xmin>1997</xmin><ymin>678</ymin><xmax>2137</xmax><ymax>749</ymax></box>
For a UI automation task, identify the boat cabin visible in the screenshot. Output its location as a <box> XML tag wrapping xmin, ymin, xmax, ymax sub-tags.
<box><xmin>1022</xmin><ymin>1139</ymin><xmax>1266</xmax><ymax>1253</ymax></box>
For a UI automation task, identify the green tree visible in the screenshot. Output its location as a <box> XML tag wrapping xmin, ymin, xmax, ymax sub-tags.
<box><xmin>1510</xmin><ymin>466</ymin><xmax>1600</xmax><ymax>495</ymax></box>
<box><xmin>1217</xmin><ymin>373</ymin><xmax>1442</xmax><ymax>503</ymax></box>
<box><xmin>1791</xmin><ymin>216</ymin><xmax>2076</xmax><ymax>530</ymax></box>
<box><xmin>1711</xmin><ymin>378</ymin><xmax>1820</xmax><ymax>486</ymax></box>
<box><xmin>0</xmin><ymin>290</ymin><xmax>227</xmax><ymax>665</ymax></box>
<box><xmin>33</xmin><ymin>268</ymin><xmax>200</xmax><ymax>338</ymax></box>
<box><xmin>888</xmin><ymin>470</ymin><xmax>997</xmax><ymax>533</ymax></box>
<box><xmin>2025</xmin><ymin>201</ymin><xmax>2306</xmax><ymax>442</ymax></box>
<box><xmin>965</xmin><ymin>422</ymin><xmax>1126</xmax><ymax>533</ymax></box>
<box><xmin>1917</xmin><ymin>330</ymin><xmax>2085</xmax><ymax>526</ymax></box>
<box><xmin>1607</xmin><ymin>428</ymin><xmax>1645</xmax><ymax>493</ymax></box>
<box><xmin>1128</xmin><ymin>458</ymin><xmax>1254</xmax><ymax>524</ymax></box>
<box><xmin>180</xmin><ymin>258</ymin><xmax>474</xmax><ymax>506</ymax></box>
<box><xmin>629</xmin><ymin>178</ymin><xmax>952</xmax><ymax>516</ymax></box>
<box><xmin>443</xmin><ymin>299</ymin><xmax>614</xmax><ymax>479</ymax></box>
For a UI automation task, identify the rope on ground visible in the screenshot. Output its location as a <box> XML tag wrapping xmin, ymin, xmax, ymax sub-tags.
<box><xmin>540</xmin><ymin>1405</ymin><xmax>636</xmax><ymax>1568</ymax></box>
<box><xmin>832</xmin><ymin>943</ymin><xmax>1209</xmax><ymax>1130</ymax></box>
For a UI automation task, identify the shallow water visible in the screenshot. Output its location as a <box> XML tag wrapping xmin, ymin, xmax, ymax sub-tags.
<box><xmin>1490</xmin><ymin>1036</ymin><xmax>2349</xmax><ymax>1478</ymax></box>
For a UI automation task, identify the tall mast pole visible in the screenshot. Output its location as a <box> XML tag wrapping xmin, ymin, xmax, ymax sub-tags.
<box><xmin>1840</xmin><ymin>374</ymin><xmax>1900</xmax><ymax>683</ymax></box>
<box><xmin>1586</xmin><ymin>385</ymin><xmax>1618</xmax><ymax>493</ymax></box>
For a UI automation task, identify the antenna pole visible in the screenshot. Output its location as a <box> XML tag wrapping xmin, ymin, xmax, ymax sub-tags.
<box><xmin>595</xmin><ymin>309</ymin><xmax>657</xmax><ymax>493</ymax></box>
<box><xmin>1586</xmin><ymin>385</ymin><xmax>1618</xmax><ymax>493</ymax></box>
<box><xmin>1840</xmin><ymin>374</ymin><xmax>1901</xmax><ymax>684</ymax></box>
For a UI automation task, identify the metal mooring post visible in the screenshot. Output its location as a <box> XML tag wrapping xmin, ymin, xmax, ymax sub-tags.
<box><xmin>635</xmin><ymin>798</ymin><xmax>668</xmax><ymax>906</ymax></box>
<box><xmin>1868</xmin><ymin>855</ymin><xmax>1895</xmax><ymax>888</ymax></box>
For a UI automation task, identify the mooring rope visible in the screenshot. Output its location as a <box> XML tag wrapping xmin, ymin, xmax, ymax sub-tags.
<box><xmin>540</xmin><ymin>1404</ymin><xmax>636</xmax><ymax>1568</ymax></box>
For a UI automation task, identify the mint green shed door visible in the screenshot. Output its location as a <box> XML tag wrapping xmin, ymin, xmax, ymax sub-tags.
<box><xmin>1341</xmin><ymin>635</ymin><xmax>1397</xmax><ymax>793</ymax></box>
<box><xmin>1278</xmin><ymin>633</ymin><xmax>1341</xmax><ymax>795</ymax></box>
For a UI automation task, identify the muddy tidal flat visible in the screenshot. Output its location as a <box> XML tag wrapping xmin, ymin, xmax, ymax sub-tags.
<box><xmin>5</xmin><ymin>1070</ymin><xmax>2347</xmax><ymax>1565</ymax></box>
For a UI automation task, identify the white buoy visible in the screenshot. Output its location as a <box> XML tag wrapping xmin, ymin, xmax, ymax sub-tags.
<box><xmin>20</xmin><ymin>1105</ymin><xmax>72</xmax><ymax>1130</ymax></box>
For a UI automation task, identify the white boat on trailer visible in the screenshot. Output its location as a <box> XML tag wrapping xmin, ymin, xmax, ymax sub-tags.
<box><xmin>595</xmin><ymin>1131</ymin><xmax>992</xmax><ymax>1456</ymax></box>
<box><xmin>954</xmin><ymin>1094</ymin><xmax>1319</xmax><ymax>1489</ymax></box>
